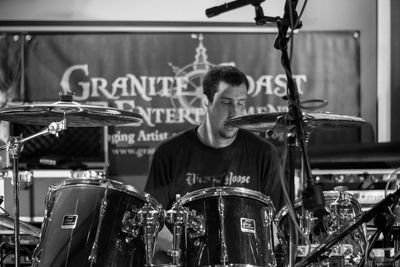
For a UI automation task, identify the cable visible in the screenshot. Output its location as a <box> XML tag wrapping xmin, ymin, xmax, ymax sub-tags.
<box><xmin>385</xmin><ymin>167</ymin><xmax>400</xmax><ymax>196</ymax></box>
<box><xmin>287</xmin><ymin>0</ymin><xmax>309</xmax><ymax>61</ymax></box>
<box><xmin>278</xmin><ymin>115</ymin><xmax>312</xmax><ymax>259</ymax></box>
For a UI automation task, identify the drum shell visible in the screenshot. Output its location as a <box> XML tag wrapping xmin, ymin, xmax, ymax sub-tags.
<box><xmin>179</xmin><ymin>187</ymin><xmax>276</xmax><ymax>267</ymax></box>
<box><xmin>32</xmin><ymin>178</ymin><xmax>162</xmax><ymax>267</ymax></box>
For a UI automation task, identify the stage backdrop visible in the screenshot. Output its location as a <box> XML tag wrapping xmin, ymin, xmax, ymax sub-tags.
<box><xmin>0</xmin><ymin>31</ymin><xmax>361</xmax><ymax>176</ymax></box>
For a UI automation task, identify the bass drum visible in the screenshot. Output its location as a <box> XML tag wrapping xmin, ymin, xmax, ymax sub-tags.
<box><xmin>179</xmin><ymin>186</ymin><xmax>276</xmax><ymax>267</ymax></box>
<box><xmin>275</xmin><ymin>186</ymin><xmax>366</xmax><ymax>266</ymax></box>
<box><xmin>32</xmin><ymin>178</ymin><xmax>163</xmax><ymax>267</ymax></box>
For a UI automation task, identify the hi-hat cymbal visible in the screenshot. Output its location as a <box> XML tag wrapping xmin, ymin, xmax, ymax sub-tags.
<box><xmin>0</xmin><ymin>101</ymin><xmax>142</xmax><ymax>127</ymax></box>
<box><xmin>226</xmin><ymin>112</ymin><xmax>366</xmax><ymax>132</ymax></box>
<box><xmin>0</xmin><ymin>213</ymin><xmax>41</xmax><ymax>237</ymax></box>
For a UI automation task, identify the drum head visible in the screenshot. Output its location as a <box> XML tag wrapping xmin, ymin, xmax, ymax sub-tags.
<box><xmin>179</xmin><ymin>186</ymin><xmax>273</xmax><ymax>208</ymax></box>
<box><xmin>52</xmin><ymin>178</ymin><xmax>160</xmax><ymax>208</ymax></box>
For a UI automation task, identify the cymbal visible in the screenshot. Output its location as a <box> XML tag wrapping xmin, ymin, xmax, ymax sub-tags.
<box><xmin>226</xmin><ymin>112</ymin><xmax>366</xmax><ymax>132</ymax></box>
<box><xmin>0</xmin><ymin>213</ymin><xmax>41</xmax><ymax>237</ymax></box>
<box><xmin>0</xmin><ymin>101</ymin><xmax>142</xmax><ymax>127</ymax></box>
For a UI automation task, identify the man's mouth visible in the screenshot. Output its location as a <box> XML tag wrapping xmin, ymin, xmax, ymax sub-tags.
<box><xmin>224</xmin><ymin>122</ymin><xmax>236</xmax><ymax>130</ymax></box>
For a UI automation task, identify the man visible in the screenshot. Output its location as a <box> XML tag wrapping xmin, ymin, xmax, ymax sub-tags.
<box><xmin>145</xmin><ymin>65</ymin><xmax>284</xmax><ymax>262</ymax></box>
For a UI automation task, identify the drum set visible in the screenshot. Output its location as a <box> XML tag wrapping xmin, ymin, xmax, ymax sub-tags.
<box><xmin>0</xmin><ymin>94</ymin><xmax>399</xmax><ymax>267</ymax></box>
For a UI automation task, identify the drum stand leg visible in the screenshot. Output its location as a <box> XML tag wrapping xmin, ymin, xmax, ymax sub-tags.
<box><xmin>0</xmin><ymin>121</ymin><xmax>67</xmax><ymax>267</ymax></box>
<box><xmin>7</xmin><ymin>137</ymin><xmax>23</xmax><ymax>267</ymax></box>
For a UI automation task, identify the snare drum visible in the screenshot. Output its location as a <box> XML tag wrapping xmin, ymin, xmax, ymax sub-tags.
<box><xmin>177</xmin><ymin>186</ymin><xmax>276</xmax><ymax>267</ymax></box>
<box><xmin>32</xmin><ymin>178</ymin><xmax>164</xmax><ymax>267</ymax></box>
<box><xmin>275</xmin><ymin>187</ymin><xmax>366</xmax><ymax>266</ymax></box>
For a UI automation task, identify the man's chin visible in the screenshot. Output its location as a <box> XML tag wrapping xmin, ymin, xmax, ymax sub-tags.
<box><xmin>220</xmin><ymin>127</ymin><xmax>238</xmax><ymax>139</ymax></box>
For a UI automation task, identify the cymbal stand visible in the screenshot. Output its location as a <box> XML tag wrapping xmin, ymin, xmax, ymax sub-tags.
<box><xmin>0</xmin><ymin>119</ymin><xmax>67</xmax><ymax>267</ymax></box>
<box><xmin>273</xmin><ymin>3</ymin><xmax>331</xmax><ymax>267</ymax></box>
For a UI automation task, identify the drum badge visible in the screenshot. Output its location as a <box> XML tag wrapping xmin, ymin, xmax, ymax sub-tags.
<box><xmin>61</xmin><ymin>215</ymin><xmax>78</xmax><ymax>229</ymax></box>
<box><xmin>240</xmin><ymin>218</ymin><xmax>256</xmax><ymax>234</ymax></box>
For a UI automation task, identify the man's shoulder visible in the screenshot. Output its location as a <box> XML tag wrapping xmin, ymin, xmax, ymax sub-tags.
<box><xmin>157</xmin><ymin>128</ymin><xmax>195</xmax><ymax>151</ymax></box>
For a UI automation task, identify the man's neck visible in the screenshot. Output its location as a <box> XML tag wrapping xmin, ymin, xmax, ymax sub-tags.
<box><xmin>197</xmin><ymin>119</ymin><xmax>236</xmax><ymax>148</ymax></box>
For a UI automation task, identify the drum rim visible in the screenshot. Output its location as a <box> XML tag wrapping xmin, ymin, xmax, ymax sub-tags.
<box><xmin>51</xmin><ymin>178</ymin><xmax>161</xmax><ymax>207</ymax></box>
<box><xmin>275</xmin><ymin>190</ymin><xmax>361</xmax><ymax>222</ymax></box>
<box><xmin>179</xmin><ymin>186</ymin><xmax>273</xmax><ymax>207</ymax></box>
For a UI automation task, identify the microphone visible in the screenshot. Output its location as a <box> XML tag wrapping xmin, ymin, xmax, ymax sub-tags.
<box><xmin>274</xmin><ymin>0</ymin><xmax>300</xmax><ymax>50</ymax></box>
<box><xmin>282</xmin><ymin>0</ymin><xmax>299</xmax><ymax>26</ymax></box>
<box><xmin>205</xmin><ymin>0</ymin><xmax>265</xmax><ymax>18</ymax></box>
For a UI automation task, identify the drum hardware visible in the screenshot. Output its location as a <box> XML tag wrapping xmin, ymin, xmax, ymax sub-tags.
<box><xmin>185</xmin><ymin>211</ymin><xmax>205</xmax><ymax>239</ymax></box>
<box><xmin>166</xmin><ymin>194</ymin><xmax>189</xmax><ymax>266</ymax></box>
<box><xmin>217</xmin><ymin>191</ymin><xmax>229</xmax><ymax>265</ymax></box>
<box><xmin>275</xmin><ymin>187</ymin><xmax>367</xmax><ymax>266</ymax></box>
<box><xmin>136</xmin><ymin>202</ymin><xmax>164</xmax><ymax>267</ymax></box>
<box><xmin>0</xmin><ymin>213</ymin><xmax>40</xmax><ymax>238</ymax></box>
<box><xmin>166</xmin><ymin>194</ymin><xmax>205</xmax><ymax>266</ymax></box>
<box><xmin>88</xmin><ymin>186</ymin><xmax>110</xmax><ymax>265</ymax></box>
<box><xmin>296</xmin><ymin>187</ymin><xmax>400</xmax><ymax>267</ymax></box>
<box><xmin>0</xmin><ymin>92</ymin><xmax>143</xmax><ymax>267</ymax></box>
<box><xmin>328</xmin><ymin>186</ymin><xmax>358</xmax><ymax>233</ymax></box>
<box><xmin>121</xmin><ymin>209</ymin><xmax>141</xmax><ymax>239</ymax></box>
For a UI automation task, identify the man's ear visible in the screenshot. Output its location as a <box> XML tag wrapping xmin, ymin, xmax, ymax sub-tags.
<box><xmin>201</xmin><ymin>95</ymin><xmax>210</xmax><ymax>110</ymax></box>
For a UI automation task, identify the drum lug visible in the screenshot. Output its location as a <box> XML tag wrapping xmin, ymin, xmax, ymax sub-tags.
<box><xmin>121</xmin><ymin>209</ymin><xmax>141</xmax><ymax>238</ymax></box>
<box><xmin>168</xmin><ymin>249</ymin><xmax>181</xmax><ymax>258</ymax></box>
<box><xmin>187</xmin><ymin>211</ymin><xmax>205</xmax><ymax>239</ymax></box>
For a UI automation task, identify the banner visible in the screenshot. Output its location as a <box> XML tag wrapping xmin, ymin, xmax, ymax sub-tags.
<box><xmin>2</xmin><ymin>31</ymin><xmax>361</xmax><ymax>175</ymax></box>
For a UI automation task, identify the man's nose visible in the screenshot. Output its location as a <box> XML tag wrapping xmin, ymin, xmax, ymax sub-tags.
<box><xmin>229</xmin><ymin>103</ymin><xmax>242</xmax><ymax>117</ymax></box>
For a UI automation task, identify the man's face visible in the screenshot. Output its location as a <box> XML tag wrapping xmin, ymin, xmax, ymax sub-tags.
<box><xmin>207</xmin><ymin>81</ymin><xmax>247</xmax><ymax>140</ymax></box>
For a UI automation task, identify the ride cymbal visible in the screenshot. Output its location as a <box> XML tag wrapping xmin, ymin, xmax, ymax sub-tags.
<box><xmin>0</xmin><ymin>101</ymin><xmax>142</xmax><ymax>127</ymax></box>
<box><xmin>226</xmin><ymin>112</ymin><xmax>366</xmax><ymax>132</ymax></box>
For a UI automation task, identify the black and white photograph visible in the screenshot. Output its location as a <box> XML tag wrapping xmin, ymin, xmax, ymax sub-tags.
<box><xmin>0</xmin><ymin>0</ymin><xmax>398</xmax><ymax>266</ymax></box>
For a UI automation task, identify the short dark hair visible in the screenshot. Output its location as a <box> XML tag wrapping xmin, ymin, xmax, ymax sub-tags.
<box><xmin>202</xmin><ymin>65</ymin><xmax>249</xmax><ymax>103</ymax></box>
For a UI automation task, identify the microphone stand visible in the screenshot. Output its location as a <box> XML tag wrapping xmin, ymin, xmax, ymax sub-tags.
<box><xmin>204</xmin><ymin>1</ymin><xmax>326</xmax><ymax>265</ymax></box>
<box><xmin>273</xmin><ymin>1</ymin><xmax>327</xmax><ymax>265</ymax></box>
<box><xmin>251</xmin><ymin>1</ymin><xmax>327</xmax><ymax>264</ymax></box>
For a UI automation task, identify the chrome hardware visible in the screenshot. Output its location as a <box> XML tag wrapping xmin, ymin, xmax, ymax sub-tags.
<box><xmin>136</xmin><ymin>203</ymin><xmax>163</xmax><ymax>267</ymax></box>
<box><xmin>121</xmin><ymin>209</ymin><xmax>140</xmax><ymax>238</ymax></box>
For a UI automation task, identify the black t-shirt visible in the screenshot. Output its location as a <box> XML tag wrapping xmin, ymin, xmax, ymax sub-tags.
<box><xmin>145</xmin><ymin>127</ymin><xmax>284</xmax><ymax>211</ymax></box>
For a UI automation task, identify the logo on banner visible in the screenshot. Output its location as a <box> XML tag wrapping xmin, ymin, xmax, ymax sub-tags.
<box><xmin>168</xmin><ymin>34</ymin><xmax>213</xmax><ymax>111</ymax></box>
